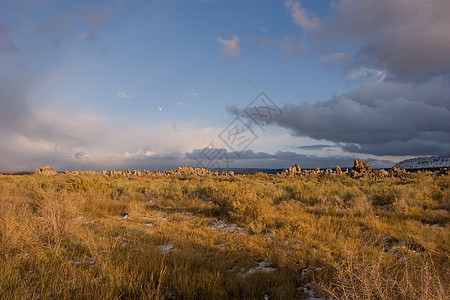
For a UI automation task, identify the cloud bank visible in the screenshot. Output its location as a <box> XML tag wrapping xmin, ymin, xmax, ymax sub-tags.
<box><xmin>186</xmin><ymin>147</ymin><xmax>392</xmax><ymax>169</ymax></box>
<box><xmin>323</xmin><ymin>0</ymin><xmax>450</xmax><ymax>81</ymax></box>
<box><xmin>237</xmin><ymin>80</ymin><xmax>450</xmax><ymax>157</ymax></box>
<box><xmin>231</xmin><ymin>0</ymin><xmax>450</xmax><ymax>158</ymax></box>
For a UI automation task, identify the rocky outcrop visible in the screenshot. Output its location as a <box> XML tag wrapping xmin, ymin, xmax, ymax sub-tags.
<box><xmin>282</xmin><ymin>164</ymin><xmax>302</xmax><ymax>176</ymax></box>
<box><xmin>376</xmin><ymin>169</ymin><xmax>389</xmax><ymax>178</ymax></box>
<box><xmin>166</xmin><ymin>165</ymin><xmax>234</xmax><ymax>177</ymax></box>
<box><xmin>352</xmin><ymin>160</ymin><xmax>372</xmax><ymax>173</ymax></box>
<box><xmin>54</xmin><ymin>163</ymin><xmax>440</xmax><ymax>179</ymax></box>
<box><xmin>62</xmin><ymin>165</ymin><xmax>235</xmax><ymax>177</ymax></box>
<box><xmin>35</xmin><ymin>166</ymin><xmax>57</xmax><ymax>176</ymax></box>
<box><xmin>392</xmin><ymin>166</ymin><xmax>408</xmax><ymax>178</ymax></box>
<box><xmin>349</xmin><ymin>160</ymin><xmax>372</xmax><ymax>178</ymax></box>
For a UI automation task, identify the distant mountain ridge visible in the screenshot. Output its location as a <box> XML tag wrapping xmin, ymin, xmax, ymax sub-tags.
<box><xmin>394</xmin><ymin>155</ymin><xmax>450</xmax><ymax>169</ymax></box>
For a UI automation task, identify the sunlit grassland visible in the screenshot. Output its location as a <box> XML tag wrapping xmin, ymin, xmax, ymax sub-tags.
<box><xmin>0</xmin><ymin>171</ymin><xmax>449</xmax><ymax>299</ymax></box>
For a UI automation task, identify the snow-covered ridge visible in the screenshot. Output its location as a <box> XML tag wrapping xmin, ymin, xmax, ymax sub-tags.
<box><xmin>394</xmin><ymin>155</ymin><xmax>450</xmax><ymax>169</ymax></box>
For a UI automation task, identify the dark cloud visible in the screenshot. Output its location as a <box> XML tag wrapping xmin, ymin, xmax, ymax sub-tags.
<box><xmin>0</xmin><ymin>23</ymin><xmax>20</xmax><ymax>52</ymax></box>
<box><xmin>234</xmin><ymin>81</ymin><xmax>450</xmax><ymax>157</ymax></box>
<box><xmin>185</xmin><ymin>147</ymin><xmax>393</xmax><ymax>169</ymax></box>
<box><xmin>294</xmin><ymin>144</ymin><xmax>335</xmax><ymax>150</ymax></box>
<box><xmin>342</xmin><ymin>139</ymin><xmax>450</xmax><ymax>157</ymax></box>
<box><xmin>322</xmin><ymin>0</ymin><xmax>450</xmax><ymax>80</ymax></box>
<box><xmin>343</xmin><ymin>80</ymin><xmax>450</xmax><ymax>110</ymax></box>
<box><xmin>74</xmin><ymin>152</ymin><xmax>90</xmax><ymax>159</ymax></box>
<box><xmin>278</xmin><ymin>0</ymin><xmax>450</xmax><ymax>157</ymax></box>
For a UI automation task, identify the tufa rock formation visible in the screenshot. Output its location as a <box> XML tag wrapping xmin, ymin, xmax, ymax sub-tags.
<box><xmin>35</xmin><ymin>166</ymin><xmax>57</xmax><ymax>176</ymax></box>
<box><xmin>282</xmin><ymin>164</ymin><xmax>302</xmax><ymax>176</ymax></box>
<box><xmin>352</xmin><ymin>160</ymin><xmax>372</xmax><ymax>173</ymax></box>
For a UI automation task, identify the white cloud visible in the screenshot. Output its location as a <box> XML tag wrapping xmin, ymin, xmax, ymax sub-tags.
<box><xmin>0</xmin><ymin>107</ymin><xmax>226</xmax><ymax>171</ymax></box>
<box><xmin>117</xmin><ymin>91</ymin><xmax>133</xmax><ymax>99</ymax></box>
<box><xmin>346</xmin><ymin>67</ymin><xmax>387</xmax><ymax>82</ymax></box>
<box><xmin>217</xmin><ymin>35</ymin><xmax>240</xmax><ymax>57</ymax></box>
<box><xmin>284</xmin><ymin>0</ymin><xmax>319</xmax><ymax>31</ymax></box>
<box><xmin>186</xmin><ymin>90</ymin><xmax>200</xmax><ymax>98</ymax></box>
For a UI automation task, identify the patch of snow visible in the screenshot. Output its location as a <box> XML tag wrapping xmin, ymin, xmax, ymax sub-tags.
<box><xmin>242</xmin><ymin>258</ymin><xmax>276</xmax><ymax>276</ymax></box>
<box><xmin>158</xmin><ymin>244</ymin><xmax>174</xmax><ymax>255</ymax></box>
<box><xmin>71</xmin><ymin>257</ymin><xmax>96</xmax><ymax>265</ymax></box>
<box><xmin>301</xmin><ymin>268</ymin><xmax>309</xmax><ymax>277</ymax></box>
<box><xmin>302</xmin><ymin>286</ymin><xmax>325</xmax><ymax>300</ymax></box>
<box><xmin>15</xmin><ymin>252</ymin><xmax>30</xmax><ymax>259</ymax></box>
<box><xmin>216</xmin><ymin>243</ymin><xmax>227</xmax><ymax>250</ymax></box>
<box><xmin>292</xmin><ymin>239</ymin><xmax>302</xmax><ymax>247</ymax></box>
<box><xmin>143</xmin><ymin>216</ymin><xmax>168</xmax><ymax>222</ymax></box>
<box><xmin>211</xmin><ymin>218</ymin><xmax>248</xmax><ymax>234</ymax></box>
<box><xmin>146</xmin><ymin>201</ymin><xmax>158</xmax><ymax>207</ymax></box>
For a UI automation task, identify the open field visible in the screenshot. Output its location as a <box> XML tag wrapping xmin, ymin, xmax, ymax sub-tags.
<box><xmin>0</xmin><ymin>167</ymin><xmax>449</xmax><ymax>299</ymax></box>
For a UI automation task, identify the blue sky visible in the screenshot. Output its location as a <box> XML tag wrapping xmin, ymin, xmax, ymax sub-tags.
<box><xmin>1</xmin><ymin>0</ymin><xmax>449</xmax><ymax>171</ymax></box>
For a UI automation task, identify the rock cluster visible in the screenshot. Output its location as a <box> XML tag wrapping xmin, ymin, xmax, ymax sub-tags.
<box><xmin>352</xmin><ymin>160</ymin><xmax>372</xmax><ymax>172</ymax></box>
<box><xmin>279</xmin><ymin>161</ymin><xmax>413</xmax><ymax>179</ymax></box>
<box><xmin>350</xmin><ymin>160</ymin><xmax>372</xmax><ymax>177</ymax></box>
<box><xmin>60</xmin><ymin>165</ymin><xmax>234</xmax><ymax>177</ymax></box>
<box><xmin>34</xmin><ymin>162</ymin><xmax>445</xmax><ymax>179</ymax></box>
<box><xmin>281</xmin><ymin>164</ymin><xmax>301</xmax><ymax>176</ymax></box>
<box><xmin>166</xmin><ymin>165</ymin><xmax>234</xmax><ymax>177</ymax></box>
<box><xmin>34</xmin><ymin>166</ymin><xmax>57</xmax><ymax>176</ymax></box>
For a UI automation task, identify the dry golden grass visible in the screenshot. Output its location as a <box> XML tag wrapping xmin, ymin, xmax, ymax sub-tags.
<box><xmin>0</xmin><ymin>171</ymin><xmax>448</xmax><ymax>299</ymax></box>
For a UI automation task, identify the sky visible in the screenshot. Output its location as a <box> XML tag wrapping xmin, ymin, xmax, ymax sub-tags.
<box><xmin>0</xmin><ymin>0</ymin><xmax>449</xmax><ymax>171</ymax></box>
